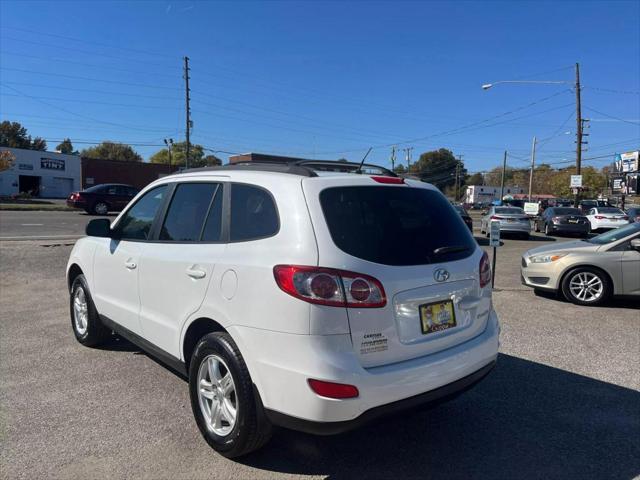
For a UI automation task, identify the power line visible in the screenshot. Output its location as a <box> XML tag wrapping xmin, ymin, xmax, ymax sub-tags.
<box><xmin>584</xmin><ymin>106</ymin><xmax>640</xmax><ymax>126</ymax></box>
<box><xmin>0</xmin><ymin>81</ymin><xmax>182</xmax><ymax>101</ymax></box>
<box><xmin>0</xmin><ymin>92</ymin><xmax>182</xmax><ymax>110</ymax></box>
<box><xmin>584</xmin><ymin>86</ymin><xmax>640</xmax><ymax>95</ymax></box>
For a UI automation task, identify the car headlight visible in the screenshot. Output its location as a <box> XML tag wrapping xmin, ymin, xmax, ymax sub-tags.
<box><xmin>529</xmin><ymin>253</ymin><xmax>568</xmax><ymax>263</ymax></box>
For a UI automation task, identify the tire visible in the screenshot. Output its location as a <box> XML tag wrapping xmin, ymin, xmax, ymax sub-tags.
<box><xmin>189</xmin><ymin>332</ymin><xmax>272</xmax><ymax>458</ymax></box>
<box><xmin>561</xmin><ymin>267</ymin><xmax>610</xmax><ymax>306</ymax></box>
<box><xmin>91</xmin><ymin>201</ymin><xmax>109</xmax><ymax>215</ymax></box>
<box><xmin>70</xmin><ymin>274</ymin><xmax>111</xmax><ymax>347</ymax></box>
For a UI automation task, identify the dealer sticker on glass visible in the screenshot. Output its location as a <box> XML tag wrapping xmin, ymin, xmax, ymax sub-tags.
<box><xmin>419</xmin><ymin>300</ymin><xmax>456</xmax><ymax>335</ymax></box>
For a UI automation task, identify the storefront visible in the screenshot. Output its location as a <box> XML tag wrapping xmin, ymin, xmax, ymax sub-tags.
<box><xmin>0</xmin><ymin>147</ymin><xmax>81</xmax><ymax>198</ymax></box>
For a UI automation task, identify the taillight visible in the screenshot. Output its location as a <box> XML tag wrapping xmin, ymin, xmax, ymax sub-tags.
<box><xmin>595</xmin><ymin>215</ymin><xmax>606</xmax><ymax>219</ymax></box>
<box><xmin>479</xmin><ymin>252</ymin><xmax>491</xmax><ymax>289</ymax></box>
<box><xmin>490</xmin><ymin>215</ymin><xmax>503</xmax><ymax>220</ymax></box>
<box><xmin>622</xmin><ymin>216</ymin><xmax>629</xmax><ymax>220</ymax></box>
<box><xmin>273</xmin><ymin>265</ymin><xmax>386</xmax><ymax>308</ymax></box>
<box><xmin>308</xmin><ymin>379</ymin><xmax>359</xmax><ymax>399</ymax></box>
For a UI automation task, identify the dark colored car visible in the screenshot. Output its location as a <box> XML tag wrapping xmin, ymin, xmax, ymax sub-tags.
<box><xmin>626</xmin><ymin>207</ymin><xmax>640</xmax><ymax>223</ymax></box>
<box><xmin>534</xmin><ymin>207</ymin><xmax>590</xmax><ymax>237</ymax></box>
<box><xmin>67</xmin><ymin>183</ymin><xmax>139</xmax><ymax>215</ymax></box>
<box><xmin>454</xmin><ymin>205</ymin><xmax>474</xmax><ymax>232</ymax></box>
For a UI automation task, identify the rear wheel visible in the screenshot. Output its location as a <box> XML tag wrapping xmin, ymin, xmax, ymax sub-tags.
<box><xmin>561</xmin><ymin>267</ymin><xmax>610</xmax><ymax>306</ymax></box>
<box><xmin>189</xmin><ymin>332</ymin><xmax>272</xmax><ymax>458</ymax></box>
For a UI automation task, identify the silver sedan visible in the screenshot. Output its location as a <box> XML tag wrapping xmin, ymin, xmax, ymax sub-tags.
<box><xmin>521</xmin><ymin>222</ymin><xmax>640</xmax><ymax>305</ymax></box>
<box><xmin>480</xmin><ymin>206</ymin><xmax>531</xmax><ymax>239</ymax></box>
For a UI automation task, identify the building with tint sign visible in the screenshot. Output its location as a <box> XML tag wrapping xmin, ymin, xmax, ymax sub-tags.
<box><xmin>0</xmin><ymin>147</ymin><xmax>81</xmax><ymax>198</ymax></box>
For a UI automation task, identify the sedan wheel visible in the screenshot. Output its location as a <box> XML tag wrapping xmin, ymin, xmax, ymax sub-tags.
<box><xmin>93</xmin><ymin>202</ymin><xmax>108</xmax><ymax>215</ymax></box>
<box><xmin>561</xmin><ymin>268</ymin><xmax>610</xmax><ymax>306</ymax></box>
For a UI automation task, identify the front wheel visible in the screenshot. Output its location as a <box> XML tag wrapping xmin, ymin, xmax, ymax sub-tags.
<box><xmin>561</xmin><ymin>267</ymin><xmax>610</xmax><ymax>306</ymax></box>
<box><xmin>189</xmin><ymin>332</ymin><xmax>272</xmax><ymax>458</ymax></box>
<box><xmin>70</xmin><ymin>275</ymin><xmax>111</xmax><ymax>346</ymax></box>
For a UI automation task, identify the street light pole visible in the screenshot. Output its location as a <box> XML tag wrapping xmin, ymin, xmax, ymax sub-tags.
<box><xmin>528</xmin><ymin>136</ymin><xmax>537</xmax><ymax>202</ymax></box>
<box><xmin>500</xmin><ymin>150</ymin><xmax>507</xmax><ymax>204</ymax></box>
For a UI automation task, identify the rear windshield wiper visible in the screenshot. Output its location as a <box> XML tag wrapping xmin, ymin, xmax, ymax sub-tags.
<box><xmin>433</xmin><ymin>245</ymin><xmax>470</xmax><ymax>255</ymax></box>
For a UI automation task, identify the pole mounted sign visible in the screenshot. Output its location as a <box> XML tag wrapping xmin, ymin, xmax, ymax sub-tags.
<box><xmin>570</xmin><ymin>175</ymin><xmax>583</xmax><ymax>188</ymax></box>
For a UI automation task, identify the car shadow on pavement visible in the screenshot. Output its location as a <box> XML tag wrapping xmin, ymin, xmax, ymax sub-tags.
<box><xmin>242</xmin><ymin>353</ymin><xmax>640</xmax><ymax>480</ymax></box>
<box><xmin>534</xmin><ymin>289</ymin><xmax>640</xmax><ymax>310</ymax></box>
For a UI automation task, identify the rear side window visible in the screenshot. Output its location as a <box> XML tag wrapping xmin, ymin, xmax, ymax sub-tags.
<box><xmin>118</xmin><ymin>185</ymin><xmax>168</xmax><ymax>240</ymax></box>
<box><xmin>230</xmin><ymin>184</ymin><xmax>279</xmax><ymax>242</ymax></box>
<box><xmin>160</xmin><ymin>183</ymin><xmax>220</xmax><ymax>242</ymax></box>
<box><xmin>320</xmin><ymin>186</ymin><xmax>475</xmax><ymax>266</ymax></box>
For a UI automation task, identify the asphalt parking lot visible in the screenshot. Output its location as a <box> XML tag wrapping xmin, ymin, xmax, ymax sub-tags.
<box><xmin>1</xmin><ymin>211</ymin><xmax>639</xmax><ymax>479</ymax></box>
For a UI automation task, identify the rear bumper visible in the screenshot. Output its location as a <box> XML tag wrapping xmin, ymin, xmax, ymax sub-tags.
<box><xmin>591</xmin><ymin>221</ymin><xmax>628</xmax><ymax>230</ymax></box>
<box><xmin>499</xmin><ymin>223</ymin><xmax>530</xmax><ymax>233</ymax></box>
<box><xmin>266</xmin><ymin>360</ymin><xmax>496</xmax><ymax>435</ymax></box>
<box><xmin>549</xmin><ymin>223</ymin><xmax>589</xmax><ymax>233</ymax></box>
<box><xmin>229</xmin><ymin>310</ymin><xmax>500</xmax><ymax>426</ymax></box>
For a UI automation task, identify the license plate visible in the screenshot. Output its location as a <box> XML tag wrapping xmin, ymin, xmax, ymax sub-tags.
<box><xmin>568</xmin><ymin>219</ymin><xmax>578</xmax><ymax>224</ymax></box>
<box><xmin>419</xmin><ymin>300</ymin><xmax>456</xmax><ymax>335</ymax></box>
<box><xmin>507</xmin><ymin>218</ymin><xmax>515</xmax><ymax>222</ymax></box>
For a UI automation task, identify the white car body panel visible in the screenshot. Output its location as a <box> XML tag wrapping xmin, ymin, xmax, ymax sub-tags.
<box><xmin>67</xmin><ymin>169</ymin><xmax>500</xmax><ymax>425</ymax></box>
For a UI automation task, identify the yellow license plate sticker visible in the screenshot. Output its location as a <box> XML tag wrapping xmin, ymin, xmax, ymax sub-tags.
<box><xmin>420</xmin><ymin>300</ymin><xmax>456</xmax><ymax>334</ymax></box>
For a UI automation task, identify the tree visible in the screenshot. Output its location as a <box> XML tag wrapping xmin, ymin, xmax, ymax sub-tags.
<box><xmin>466</xmin><ymin>172</ymin><xmax>484</xmax><ymax>185</ymax></box>
<box><xmin>81</xmin><ymin>141</ymin><xmax>143</xmax><ymax>162</ymax></box>
<box><xmin>0</xmin><ymin>150</ymin><xmax>16</xmax><ymax>172</ymax></box>
<box><xmin>0</xmin><ymin>121</ymin><xmax>47</xmax><ymax>151</ymax></box>
<box><xmin>410</xmin><ymin>148</ymin><xmax>466</xmax><ymax>190</ymax></box>
<box><xmin>203</xmin><ymin>154</ymin><xmax>222</xmax><ymax>166</ymax></box>
<box><xmin>149</xmin><ymin>142</ymin><xmax>210</xmax><ymax>167</ymax></box>
<box><xmin>56</xmin><ymin>138</ymin><xmax>76</xmax><ymax>154</ymax></box>
<box><xmin>393</xmin><ymin>164</ymin><xmax>407</xmax><ymax>174</ymax></box>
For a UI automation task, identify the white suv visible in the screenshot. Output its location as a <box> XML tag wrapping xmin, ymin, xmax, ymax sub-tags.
<box><xmin>66</xmin><ymin>161</ymin><xmax>500</xmax><ymax>458</ymax></box>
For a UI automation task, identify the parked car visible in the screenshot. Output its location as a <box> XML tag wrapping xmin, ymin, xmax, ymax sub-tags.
<box><xmin>626</xmin><ymin>206</ymin><xmax>640</xmax><ymax>223</ymax></box>
<box><xmin>534</xmin><ymin>207</ymin><xmax>590</xmax><ymax>237</ymax></box>
<box><xmin>578</xmin><ymin>199</ymin><xmax>609</xmax><ymax>214</ymax></box>
<box><xmin>585</xmin><ymin>207</ymin><xmax>630</xmax><ymax>232</ymax></box>
<box><xmin>480</xmin><ymin>206</ymin><xmax>531</xmax><ymax>239</ymax></box>
<box><xmin>521</xmin><ymin>222</ymin><xmax>640</xmax><ymax>305</ymax></box>
<box><xmin>453</xmin><ymin>204</ymin><xmax>473</xmax><ymax>232</ymax></box>
<box><xmin>66</xmin><ymin>162</ymin><xmax>499</xmax><ymax>458</ymax></box>
<box><xmin>67</xmin><ymin>183</ymin><xmax>139</xmax><ymax>215</ymax></box>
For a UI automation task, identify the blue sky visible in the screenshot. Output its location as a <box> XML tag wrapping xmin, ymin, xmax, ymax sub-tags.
<box><xmin>1</xmin><ymin>0</ymin><xmax>638</xmax><ymax>174</ymax></box>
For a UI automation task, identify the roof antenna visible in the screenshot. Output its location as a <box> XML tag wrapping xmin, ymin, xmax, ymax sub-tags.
<box><xmin>356</xmin><ymin>147</ymin><xmax>373</xmax><ymax>174</ymax></box>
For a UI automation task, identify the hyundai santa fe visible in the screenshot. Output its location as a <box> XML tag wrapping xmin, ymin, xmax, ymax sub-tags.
<box><xmin>66</xmin><ymin>161</ymin><xmax>500</xmax><ymax>458</ymax></box>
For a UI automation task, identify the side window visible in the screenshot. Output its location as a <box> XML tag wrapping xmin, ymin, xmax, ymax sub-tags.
<box><xmin>230</xmin><ymin>184</ymin><xmax>279</xmax><ymax>242</ymax></box>
<box><xmin>118</xmin><ymin>185</ymin><xmax>168</xmax><ymax>240</ymax></box>
<box><xmin>105</xmin><ymin>185</ymin><xmax>118</xmax><ymax>195</ymax></box>
<box><xmin>160</xmin><ymin>183</ymin><xmax>219</xmax><ymax>242</ymax></box>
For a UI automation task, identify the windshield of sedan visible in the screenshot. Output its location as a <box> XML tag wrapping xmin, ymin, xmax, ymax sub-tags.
<box><xmin>585</xmin><ymin>222</ymin><xmax>640</xmax><ymax>244</ymax></box>
<box><xmin>553</xmin><ymin>208</ymin><xmax>581</xmax><ymax>215</ymax></box>
<box><xmin>596</xmin><ymin>207</ymin><xmax>625</xmax><ymax>214</ymax></box>
<box><xmin>495</xmin><ymin>207</ymin><xmax>525</xmax><ymax>214</ymax></box>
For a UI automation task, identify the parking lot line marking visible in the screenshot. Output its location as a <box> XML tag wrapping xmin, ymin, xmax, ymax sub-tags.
<box><xmin>20</xmin><ymin>224</ymin><xmax>45</xmax><ymax>226</ymax></box>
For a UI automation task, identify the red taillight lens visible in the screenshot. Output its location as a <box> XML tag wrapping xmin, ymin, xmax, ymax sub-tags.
<box><xmin>308</xmin><ymin>379</ymin><xmax>359</xmax><ymax>399</ymax></box>
<box><xmin>595</xmin><ymin>215</ymin><xmax>606</xmax><ymax>219</ymax></box>
<box><xmin>371</xmin><ymin>176</ymin><xmax>405</xmax><ymax>184</ymax></box>
<box><xmin>273</xmin><ymin>265</ymin><xmax>386</xmax><ymax>308</ymax></box>
<box><xmin>479</xmin><ymin>251</ymin><xmax>491</xmax><ymax>289</ymax></box>
<box><xmin>490</xmin><ymin>215</ymin><xmax>503</xmax><ymax>220</ymax></box>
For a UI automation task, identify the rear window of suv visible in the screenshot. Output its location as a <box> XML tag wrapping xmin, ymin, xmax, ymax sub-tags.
<box><xmin>319</xmin><ymin>186</ymin><xmax>475</xmax><ymax>266</ymax></box>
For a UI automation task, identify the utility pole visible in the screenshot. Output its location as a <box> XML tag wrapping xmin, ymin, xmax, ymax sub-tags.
<box><xmin>390</xmin><ymin>146</ymin><xmax>396</xmax><ymax>172</ymax></box>
<box><xmin>164</xmin><ymin>138</ymin><xmax>174</xmax><ymax>170</ymax></box>
<box><xmin>499</xmin><ymin>150</ymin><xmax>507</xmax><ymax>204</ymax></box>
<box><xmin>403</xmin><ymin>147</ymin><xmax>413</xmax><ymax>171</ymax></box>
<box><xmin>184</xmin><ymin>56</ymin><xmax>191</xmax><ymax>169</ymax></box>
<box><xmin>574</xmin><ymin>62</ymin><xmax>582</xmax><ymax>207</ymax></box>
<box><xmin>528</xmin><ymin>136</ymin><xmax>537</xmax><ymax>202</ymax></box>
<box><xmin>455</xmin><ymin>155</ymin><xmax>463</xmax><ymax>201</ymax></box>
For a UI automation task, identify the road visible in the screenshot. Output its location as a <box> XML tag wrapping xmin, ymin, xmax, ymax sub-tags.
<box><xmin>0</xmin><ymin>210</ymin><xmax>111</xmax><ymax>240</ymax></box>
<box><xmin>1</xmin><ymin>230</ymin><xmax>638</xmax><ymax>480</ymax></box>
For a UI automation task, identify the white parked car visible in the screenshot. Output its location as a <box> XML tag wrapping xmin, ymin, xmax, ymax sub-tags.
<box><xmin>66</xmin><ymin>161</ymin><xmax>500</xmax><ymax>458</ymax></box>
<box><xmin>585</xmin><ymin>207</ymin><xmax>630</xmax><ymax>232</ymax></box>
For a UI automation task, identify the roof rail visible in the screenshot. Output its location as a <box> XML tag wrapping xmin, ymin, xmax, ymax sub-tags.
<box><xmin>181</xmin><ymin>162</ymin><xmax>318</xmax><ymax>177</ymax></box>
<box><xmin>181</xmin><ymin>159</ymin><xmax>396</xmax><ymax>178</ymax></box>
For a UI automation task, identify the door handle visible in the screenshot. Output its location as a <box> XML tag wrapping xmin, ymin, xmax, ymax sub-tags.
<box><xmin>124</xmin><ymin>260</ymin><xmax>137</xmax><ymax>270</ymax></box>
<box><xmin>186</xmin><ymin>267</ymin><xmax>206</xmax><ymax>279</ymax></box>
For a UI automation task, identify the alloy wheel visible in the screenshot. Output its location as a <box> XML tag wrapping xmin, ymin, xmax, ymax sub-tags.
<box><xmin>197</xmin><ymin>354</ymin><xmax>238</xmax><ymax>437</ymax></box>
<box><xmin>95</xmin><ymin>202</ymin><xmax>108</xmax><ymax>215</ymax></box>
<box><xmin>568</xmin><ymin>272</ymin><xmax>603</xmax><ymax>303</ymax></box>
<box><xmin>73</xmin><ymin>287</ymin><xmax>89</xmax><ymax>335</ymax></box>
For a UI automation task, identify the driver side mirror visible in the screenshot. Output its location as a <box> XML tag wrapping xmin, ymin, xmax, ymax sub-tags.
<box><xmin>630</xmin><ymin>238</ymin><xmax>640</xmax><ymax>252</ymax></box>
<box><xmin>86</xmin><ymin>218</ymin><xmax>114</xmax><ymax>238</ymax></box>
